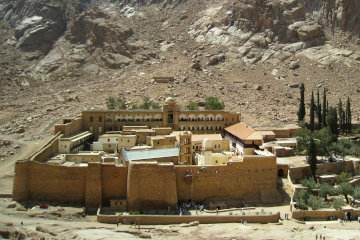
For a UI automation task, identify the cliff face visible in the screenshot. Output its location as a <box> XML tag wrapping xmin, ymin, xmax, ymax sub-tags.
<box><xmin>0</xmin><ymin>0</ymin><xmax>88</xmax><ymax>54</ymax></box>
<box><xmin>304</xmin><ymin>0</ymin><xmax>360</xmax><ymax>37</ymax></box>
<box><xmin>0</xmin><ymin>0</ymin><xmax>360</xmax><ymax>163</ymax></box>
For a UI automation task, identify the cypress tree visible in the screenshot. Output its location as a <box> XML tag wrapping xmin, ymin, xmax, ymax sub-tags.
<box><xmin>297</xmin><ymin>83</ymin><xmax>306</xmax><ymax>122</ymax></box>
<box><xmin>310</xmin><ymin>91</ymin><xmax>315</xmax><ymax>132</ymax></box>
<box><xmin>338</xmin><ymin>99</ymin><xmax>345</xmax><ymax>133</ymax></box>
<box><xmin>322</xmin><ymin>88</ymin><xmax>327</xmax><ymax>127</ymax></box>
<box><xmin>327</xmin><ymin>106</ymin><xmax>339</xmax><ymax>141</ymax></box>
<box><xmin>307</xmin><ymin>138</ymin><xmax>317</xmax><ymax>181</ymax></box>
<box><xmin>317</xmin><ymin>90</ymin><xmax>322</xmax><ymax>129</ymax></box>
<box><xmin>346</xmin><ymin>97</ymin><xmax>352</xmax><ymax>133</ymax></box>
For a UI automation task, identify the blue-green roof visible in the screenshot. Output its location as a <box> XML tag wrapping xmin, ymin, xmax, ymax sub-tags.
<box><xmin>123</xmin><ymin>148</ymin><xmax>179</xmax><ymax>161</ymax></box>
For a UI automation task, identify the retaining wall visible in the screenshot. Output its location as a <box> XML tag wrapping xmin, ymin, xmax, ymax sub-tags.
<box><xmin>97</xmin><ymin>212</ymin><xmax>280</xmax><ymax>224</ymax></box>
<box><xmin>292</xmin><ymin>209</ymin><xmax>360</xmax><ymax>220</ymax></box>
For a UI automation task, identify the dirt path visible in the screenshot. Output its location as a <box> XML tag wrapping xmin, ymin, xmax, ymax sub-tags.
<box><xmin>0</xmin><ymin>135</ymin><xmax>52</xmax><ymax>193</ymax></box>
<box><xmin>0</xmin><ymin>208</ymin><xmax>360</xmax><ymax>240</ymax></box>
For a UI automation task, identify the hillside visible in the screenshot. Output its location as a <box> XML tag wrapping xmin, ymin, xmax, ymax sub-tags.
<box><xmin>0</xmin><ymin>0</ymin><xmax>360</xmax><ymax>166</ymax></box>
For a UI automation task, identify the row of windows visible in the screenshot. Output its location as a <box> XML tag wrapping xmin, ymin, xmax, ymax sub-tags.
<box><xmin>179</xmin><ymin>126</ymin><xmax>224</xmax><ymax>131</ymax></box>
<box><xmin>179</xmin><ymin>117</ymin><xmax>226</xmax><ymax>121</ymax></box>
<box><xmin>89</xmin><ymin>116</ymin><xmax>234</xmax><ymax>123</ymax></box>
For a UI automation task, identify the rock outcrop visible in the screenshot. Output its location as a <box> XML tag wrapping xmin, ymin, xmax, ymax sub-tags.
<box><xmin>1</xmin><ymin>0</ymin><xmax>88</xmax><ymax>54</ymax></box>
<box><xmin>188</xmin><ymin>0</ymin><xmax>359</xmax><ymax>67</ymax></box>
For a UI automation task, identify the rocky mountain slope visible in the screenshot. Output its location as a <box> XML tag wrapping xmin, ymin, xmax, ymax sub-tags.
<box><xmin>1</xmin><ymin>0</ymin><xmax>360</xmax><ymax>163</ymax></box>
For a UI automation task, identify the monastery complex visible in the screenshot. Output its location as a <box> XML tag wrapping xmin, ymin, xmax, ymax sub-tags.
<box><xmin>13</xmin><ymin>98</ymin><xmax>302</xmax><ymax>212</ymax></box>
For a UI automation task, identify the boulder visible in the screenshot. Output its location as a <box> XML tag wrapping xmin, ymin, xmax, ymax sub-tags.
<box><xmin>289</xmin><ymin>83</ymin><xmax>300</xmax><ymax>88</ymax></box>
<box><xmin>3</xmin><ymin>140</ymin><xmax>12</xmax><ymax>146</ymax></box>
<box><xmin>253</xmin><ymin>84</ymin><xmax>263</xmax><ymax>90</ymax></box>
<box><xmin>296</xmin><ymin>23</ymin><xmax>324</xmax><ymax>42</ymax></box>
<box><xmin>289</xmin><ymin>60</ymin><xmax>299</xmax><ymax>70</ymax></box>
<box><xmin>7</xmin><ymin>201</ymin><xmax>17</xmax><ymax>208</ymax></box>
<box><xmin>15</xmin><ymin>126</ymin><xmax>25</xmax><ymax>133</ymax></box>
<box><xmin>191</xmin><ymin>62</ymin><xmax>202</xmax><ymax>69</ymax></box>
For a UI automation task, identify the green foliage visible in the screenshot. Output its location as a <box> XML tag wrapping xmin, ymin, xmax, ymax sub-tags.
<box><xmin>332</xmin><ymin>139</ymin><xmax>360</xmax><ymax>158</ymax></box>
<box><xmin>308</xmin><ymin>194</ymin><xmax>325</xmax><ymax>210</ymax></box>
<box><xmin>136</xmin><ymin>97</ymin><xmax>161</xmax><ymax>110</ymax></box>
<box><xmin>326</xmin><ymin>107</ymin><xmax>339</xmax><ymax>141</ymax></box>
<box><xmin>300</xmin><ymin>178</ymin><xmax>317</xmax><ymax>191</ymax></box>
<box><xmin>186</xmin><ymin>101</ymin><xmax>199</xmax><ymax>110</ymax></box>
<box><xmin>353</xmin><ymin>186</ymin><xmax>360</xmax><ymax>201</ymax></box>
<box><xmin>106</xmin><ymin>96</ymin><xmax>116</xmax><ymax>110</ymax></box>
<box><xmin>296</xmin><ymin>199</ymin><xmax>308</xmax><ymax>210</ymax></box>
<box><xmin>332</xmin><ymin>198</ymin><xmax>345</xmax><ymax>210</ymax></box>
<box><xmin>116</xmin><ymin>97</ymin><xmax>127</xmax><ymax>110</ymax></box>
<box><xmin>338</xmin><ymin>99</ymin><xmax>345</xmax><ymax>133</ymax></box>
<box><xmin>307</xmin><ymin>138</ymin><xmax>317</xmax><ymax>180</ymax></box>
<box><xmin>205</xmin><ymin>96</ymin><xmax>225</xmax><ymax>110</ymax></box>
<box><xmin>294</xmin><ymin>125</ymin><xmax>313</xmax><ymax>153</ymax></box>
<box><xmin>310</xmin><ymin>91</ymin><xmax>315</xmax><ymax>132</ymax></box>
<box><xmin>129</xmin><ymin>103</ymin><xmax>138</xmax><ymax>110</ymax></box>
<box><xmin>336</xmin><ymin>172</ymin><xmax>352</xmax><ymax>184</ymax></box>
<box><xmin>106</xmin><ymin>96</ymin><xmax>127</xmax><ymax>110</ymax></box>
<box><xmin>294</xmin><ymin>189</ymin><xmax>309</xmax><ymax>210</ymax></box>
<box><xmin>345</xmin><ymin>97</ymin><xmax>352</xmax><ymax>133</ymax></box>
<box><xmin>316</xmin><ymin>127</ymin><xmax>333</xmax><ymax>157</ymax></box>
<box><xmin>295</xmin><ymin>125</ymin><xmax>334</xmax><ymax>157</ymax></box>
<box><xmin>319</xmin><ymin>183</ymin><xmax>337</xmax><ymax>201</ymax></box>
<box><xmin>139</xmin><ymin>97</ymin><xmax>151</xmax><ymax>110</ymax></box>
<box><xmin>339</xmin><ymin>182</ymin><xmax>354</xmax><ymax>204</ymax></box>
<box><xmin>317</xmin><ymin>90</ymin><xmax>322</xmax><ymax>129</ymax></box>
<box><xmin>297</xmin><ymin>83</ymin><xmax>306</xmax><ymax>122</ymax></box>
<box><xmin>355</xmin><ymin>127</ymin><xmax>360</xmax><ymax>135</ymax></box>
<box><xmin>322</xmin><ymin>88</ymin><xmax>327</xmax><ymax>127</ymax></box>
<box><xmin>151</xmin><ymin>102</ymin><xmax>161</xmax><ymax>110</ymax></box>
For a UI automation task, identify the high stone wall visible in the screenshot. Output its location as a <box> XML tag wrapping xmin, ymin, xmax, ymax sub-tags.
<box><xmin>127</xmin><ymin>162</ymin><xmax>178</xmax><ymax>211</ymax></box>
<box><xmin>101</xmin><ymin>164</ymin><xmax>128</xmax><ymax>205</ymax></box>
<box><xmin>13</xmin><ymin>161</ymin><xmax>87</xmax><ymax>203</ymax></box>
<box><xmin>13</xmin><ymin>155</ymin><xmax>279</xmax><ymax>210</ymax></box>
<box><xmin>174</xmin><ymin>156</ymin><xmax>278</xmax><ymax>205</ymax></box>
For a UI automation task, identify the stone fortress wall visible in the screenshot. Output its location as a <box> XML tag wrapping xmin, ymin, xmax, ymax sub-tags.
<box><xmin>13</xmin><ymin>155</ymin><xmax>279</xmax><ymax>210</ymax></box>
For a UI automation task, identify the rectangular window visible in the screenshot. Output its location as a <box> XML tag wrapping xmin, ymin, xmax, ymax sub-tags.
<box><xmin>99</xmin><ymin>116</ymin><xmax>102</xmax><ymax>122</ymax></box>
<box><xmin>90</xmin><ymin>116</ymin><xmax>93</xmax><ymax>122</ymax></box>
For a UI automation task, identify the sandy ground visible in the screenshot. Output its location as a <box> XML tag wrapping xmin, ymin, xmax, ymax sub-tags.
<box><xmin>1</xmin><ymin>203</ymin><xmax>360</xmax><ymax>240</ymax></box>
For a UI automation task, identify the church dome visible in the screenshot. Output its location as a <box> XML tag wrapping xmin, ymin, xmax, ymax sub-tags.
<box><xmin>165</xmin><ymin>97</ymin><xmax>176</xmax><ymax>105</ymax></box>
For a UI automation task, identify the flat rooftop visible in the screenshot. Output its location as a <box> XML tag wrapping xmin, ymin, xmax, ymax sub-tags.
<box><xmin>123</xmin><ymin>147</ymin><xmax>179</xmax><ymax>161</ymax></box>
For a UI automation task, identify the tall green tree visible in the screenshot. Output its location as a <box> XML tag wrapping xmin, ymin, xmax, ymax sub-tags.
<box><xmin>327</xmin><ymin>107</ymin><xmax>339</xmax><ymax>141</ymax></box>
<box><xmin>310</xmin><ymin>91</ymin><xmax>315</xmax><ymax>132</ymax></box>
<box><xmin>186</xmin><ymin>101</ymin><xmax>199</xmax><ymax>110</ymax></box>
<box><xmin>205</xmin><ymin>96</ymin><xmax>225</xmax><ymax>110</ymax></box>
<box><xmin>294</xmin><ymin>124</ymin><xmax>313</xmax><ymax>153</ymax></box>
<box><xmin>353</xmin><ymin>186</ymin><xmax>360</xmax><ymax>201</ymax></box>
<box><xmin>339</xmin><ymin>182</ymin><xmax>354</xmax><ymax>204</ymax></box>
<box><xmin>322</xmin><ymin>88</ymin><xmax>327</xmax><ymax>127</ymax></box>
<box><xmin>297</xmin><ymin>83</ymin><xmax>306</xmax><ymax>122</ymax></box>
<box><xmin>106</xmin><ymin>96</ymin><xmax>116</xmax><ymax>110</ymax></box>
<box><xmin>316</xmin><ymin>127</ymin><xmax>333</xmax><ymax>157</ymax></box>
<box><xmin>317</xmin><ymin>90</ymin><xmax>322</xmax><ymax>129</ymax></box>
<box><xmin>345</xmin><ymin>97</ymin><xmax>352</xmax><ymax>133</ymax></box>
<box><xmin>319</xmin><ymin>183</ymin><xmax>337</xmax><ymax>201</ymax></box>
<box><xmin>307</xmin><ymin>138</ymin><xmax>317</xmax><ymax>181</ymax></box>
<box><xmin>338</xmin><ymin>99</ymin><xmax>345</xmax><ymax>133</ymax></box>
<box><xmin>139</xmin><ymin>97</ymin><xmax>151</xmax><ymax>110</ymax></box>
<box><xmin>116</xmin><ymin>97</ymin><xmax>127</xmax><ymax>110</ymax></box>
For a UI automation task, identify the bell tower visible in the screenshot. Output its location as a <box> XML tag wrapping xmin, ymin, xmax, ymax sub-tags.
<box><xmin>179</xmin><ymin>131</ymin><xmax>192</xmax><ymax>165</ymax></box>
<box><xmin>162</xmin><ymin>97</ymin><xmax>180</xmax><ymax>130</ymax></box>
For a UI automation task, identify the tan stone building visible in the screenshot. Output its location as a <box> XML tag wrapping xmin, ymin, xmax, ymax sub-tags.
<box><xmin>72</xmin><ymin>98</ymin><xmax>240</xmax><ymax>138</ymax></box>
